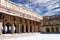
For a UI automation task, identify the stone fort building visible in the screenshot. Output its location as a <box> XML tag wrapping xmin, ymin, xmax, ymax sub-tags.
<box><xmin>0</xmin><ymin>0</ymin><xmax>43</xmax><ymax>34</ymax></box>
<box><xmin>40</xmin><ymin>15</ymin><xmax>60</xmax><ymax>33</ymax></box>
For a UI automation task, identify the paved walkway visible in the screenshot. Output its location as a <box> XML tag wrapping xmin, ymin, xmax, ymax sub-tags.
<box><xmin>0</xmin><ymin>33</ymin><xmax>39</xmax><ymax>40</ymax></box>
<box><xmin>0</xmin><ymin>33</ymin><xmax>60</xmax><ymax>40</ymax></box>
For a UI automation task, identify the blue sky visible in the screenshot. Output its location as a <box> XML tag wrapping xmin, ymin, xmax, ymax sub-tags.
<box><xmin>10</xmin><ymin>0</ymin><xmax>60</xmax><ymax>16</ymax></box>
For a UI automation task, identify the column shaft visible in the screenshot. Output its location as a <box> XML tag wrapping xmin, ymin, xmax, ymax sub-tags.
<box><xmin>24</xmin><ymin>25</ymin><xmax>26</xmax><ymax>33</ymax></box>
<box><xmin>49</xmin><ymin>27</ymin><xmax>52</xmax><ymax>32</ymax></box>
<box><xmin>0</xmin><ymin>22</ymin><xmax>2</xmax><ymax>35</ymax></box>
<box><xmin>16</xmin><ymin>24</ymin><xmax>20</xmax><ymax>33</ymax></box>
<box><xmin>54</xmin><ymin>27</ymin><xmax>56</xmax><ymax>32</ymax></box>
<box><xmin>0</xmin><ymin>14</ymin><xmax>3</xmax><ymax>35</ymax></box>
<box><xmin>27</xmin><ymin>20</ymin><xmax>30</xmax><ymax>33</ymax></box>
<box><xmin>58</xmin><ymin>27</ymin><xmax>60</xmax><ymax>32</ymax></box>
<box><xmin>22</xmin><ymin>19</ymin><xmax>26</xmax><ymax>33</ymax></box>
<box><xmin>34</xmin><ymin>22</ymin><xmax>37</xmax><ymax>32</ymax></box>
<box><xmin>28</xmin><ymin>25</ymin><xmax>30</xmax><ymax>33</ymax></box>
<box><xmin>11</xmin><ymin>24</ymin><xmax>14</xmax><ymax>34</ymax></box>
<box><xmin>32</xmin><ymin>25</ymin><xmax>34</xmax><ymax>32</ymax></box>
<box><xmin>31</xmin><ymin>21</ymin><xmax>34</xmax><ymax>32</ymax></box>
<box><xmin>3</xmin><ymin>25</ymin><xmax>5</xmax><ymax>34</ymax></box>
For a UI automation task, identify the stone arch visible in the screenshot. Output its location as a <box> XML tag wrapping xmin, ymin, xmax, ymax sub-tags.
<box><xmin>46</xmin><ymin>28</ymin><xmax>50</xmax><ymax>33</ymax></box>
<box><xmin>2</xmin><ymin>16</ymin><xmax>14</xmax><ymax>34</ymax></box>
<box><xmin>6</xmin><ymin>22</ymin><xmax>11</xmax><ymax>26</ymax></box>
<box><xmin>2</xmin><ymin>14</ymin><xmax>15</xmax><ymax>34</ymax></box>
<box><xmin>51</xmin><ymin>27</ymin><xmax>54</xmax><ymax>32</ymax></box>
<box><xmin>5</xmin><ymin>22</ymin><xmax>11</xmax><ymax>33</ymax></box>
<box><xmin>2</xmin><ymin>22</ymin><xmax>12</xmax><ymax>34</ymax></box>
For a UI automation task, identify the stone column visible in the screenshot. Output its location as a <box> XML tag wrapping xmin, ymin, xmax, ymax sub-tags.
<box><xmin>3</xmin><ymin>24</ymin><xmax>5</xmax><ymax>34</ymax></box>
<box><xmin>28</xmin><ymin>25</ymin><xmax>30</xmax><ymax>33</ymax></box>
<box><xmin>36</xmin><ymin>22</ymin><xmax>39</xmax><ymax>32</ymax></box>
<box><xmin>58</xmin><ymin>26</ymin><xmax>60</xmax><ymax>32</ymax></box>
<box><xmin>44</xmin><ymin>27</ymin><xmax>46</xmax><ymax>32</ymax></box>
<box><xmin>34</xmin><ymin>22</ymin><xmax>37</xmax><ymax>32</ymax></box>
<box><xmin>0</xmin><ymin>22</ymin><xmax>2</xmax><ymax>35</ymax></box>
<box><xmin>32</xmin><ymin>26</ymin><xmax>34</xmax><ymax>32</ymax></box>
<box><xmin>54</xmin><ymin>27</ymin><xmax>56</xmax><ymax>33</ymax></box>
<box><xmin>16</xmin><ymin>24</ymin><xmax>20</xmax><ymax>34</ymax></box>
<box><xmin>20</xmin><ymin>24</ymin><xmax>22</xmax><ymax>33</ymax></box>
<box><xmin>22</xmin><ymin>19</ymin><xmax>26</xmax><ymax>33</ymax></box>
<box><xmin>19</xmin><ymin>24</ymin><xmax>21</xmax><ymax>33</ymax></box>
<box><xmin>24</xmin><ymin>25</ymin><xmax>26</xmax><ymax>33</ymax></box>
<box><xmin>31</xmin><ymin>21</ymin><xmax>34</xmax><ymax>32</ymax></box>
<box><xmin>27</xmin><ymin>20</ymin><xmax>30</xmax><ymax>33</ymax></box>
<box><xmin>49</xmin><ymin>27</ymin><xmax>52</xmax><ymax>33</ymax></box>
<box><xmin>34</xmin><ymin>22</ymin><xmax>35</xmax><ymax>32</ymax></box>
<box><xmin>38</xmin><ymin>23</ymin><xmax>40</xmax><ymax>32</ymax></box>
<box><xmin>11</xmin><ymin>24</ymin><xmax>14</xmax><ymax>34</ymax></box>
<box><xmin>0</xmin><ymin>14</ymin><xmax>3</xmax><ymax>35</ymax></box>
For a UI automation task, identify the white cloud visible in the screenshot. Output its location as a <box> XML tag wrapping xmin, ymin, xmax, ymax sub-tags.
<box><xmin>44</xmin><ymin>12</ymin><xmax>56</xmax><ymax>16</ymax></box>
<box><xmin>35</xmin><ymin>0</ymin><xmax>50</xmax><ymax>3</ymax></box>
<box><xmin>46</xmin><ymin>0</ymin><xmax>59</xmax><ymax>10</ymax></box>
<box><xmin>18</xmin><ymin>4</ymin><xmax>23</xmax><ymax>6</ymax></box>
<box><xmin>47</xmin><ymin>5</ymin><xmax>59</xmax><ymax>10</ymax></box>
<box><xmin>35</xmin><ymin>8</ymin><xmax>40</xmax><ymax>13</ymax></box>
<box><xmin>53</xmin><ymin>8</ymin><xmax>60</xmax><ymax>11</ymax></box>
<box><xmin>15</xmin><ymin>0</ymin><xmax>60</xmax><ymax>16</ymax></box>
<box><xmin>44</xmin><ymin>9</ymin><xmax>60</xmax><ymax>16</ymax></box>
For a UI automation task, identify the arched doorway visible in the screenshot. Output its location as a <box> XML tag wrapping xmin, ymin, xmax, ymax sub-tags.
<box><xmin>46</xmin><ymin>28</ymin><xmax>50</xmax><ymax>33</ymax></box>
<box><xmin>2</xmin><ymin>22</ymin><xmax>11</xmax><ymax>34</ymax></box>
<box><xmin>6</xmin><ymin>22</ymin><xmax>11</xmax><ymax>34</ymax></box>
<box><xmin>51</xmin><ymin>28</ymin><xmax>54</xmax><ymax>32</ymax></box>
<box><xmin>21</xmin><ymin>25</ymin><xmax>24</xmax><ymax>33</ymax></box>
<box><xmin>56</xmin><ymin>27</ymin><xmax>58</xmax><ymax>32</ymax></box>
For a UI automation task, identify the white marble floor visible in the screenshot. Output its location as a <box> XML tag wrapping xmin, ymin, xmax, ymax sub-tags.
<box><xmin>0</xmin><ymin>33</ymin><xmax>60</xmax><ymax>40</ymax></box>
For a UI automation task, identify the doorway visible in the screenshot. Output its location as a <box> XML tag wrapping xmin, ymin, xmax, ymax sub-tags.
<box><xmin>56</xmin><ymin>27</ymin><xmax>58</xmax><ymax>32</ymax></box>
<box><xmin>26</xmin><ymin>25</ymin><xmax>28</xmax><ymax>32</ymax></box>
<box><xmin>51</xmin><ymin>28</ymin><xmax>54</xmax><ymax>32</ymax></box>
<box><xmin>46</xmin><ymin>28</ymin><xmax>50</xmax><ymax>33</ymax></box>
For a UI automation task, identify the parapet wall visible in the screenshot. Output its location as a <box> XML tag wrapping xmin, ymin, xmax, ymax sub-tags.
<box><xmin>0</xmin><ymin>0</ymin><xmax>43</xmax><ymax>22</ymax></box>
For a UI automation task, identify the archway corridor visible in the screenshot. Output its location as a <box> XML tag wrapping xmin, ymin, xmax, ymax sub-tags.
<box><xmin>0</xmin><ymin>12</ymin><xmax>40</xmax><ymax>34</ymax></box>
<box><xmin>44</xmin><ymin>27</ymin><xmax>60</xmax><ymax>33</ymax></box>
